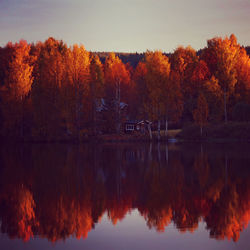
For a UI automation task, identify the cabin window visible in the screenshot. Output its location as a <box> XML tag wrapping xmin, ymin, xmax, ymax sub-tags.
<box><xmin>126</xmin><ymin>124</ymin><xmax>134</xmax><ymax>131</ymax></box>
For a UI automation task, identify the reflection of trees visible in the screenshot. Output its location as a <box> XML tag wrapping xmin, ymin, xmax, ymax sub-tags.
<box><xmin>0</xmin><ymin>186</ymin><xmax>38</xmax><ymax>242</ymax></box>
<box><xmin>0</xmin><ymin>143</ymin><xmax>250</xmax><ymax>242</ymax></box>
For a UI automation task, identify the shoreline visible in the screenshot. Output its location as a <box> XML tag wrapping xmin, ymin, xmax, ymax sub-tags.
<box><xmin>1</xmin><ymin>122</ymin><xmax>250</xmax><ymax>144</ymax></box>
<box><xmin>1</xmin><ymin>134</ymin><xmax>250</xmax><ymax>144</ymax></box>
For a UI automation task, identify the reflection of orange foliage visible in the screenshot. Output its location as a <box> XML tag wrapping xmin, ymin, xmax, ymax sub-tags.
<box><xmin>16</xmin><ymin>187</ymin><xmax>38</xmax><ymax>242</ymax></box>
<box><xmin>1</xmin><ymin>144</ymin><xmax>250</xmax><ymax>243</ymax></box>
<box><xmin>174</xmin><ymin>207</ymin><xmax>199</xmax><ymax>233</ymax></box>
<box><xmin>108</xmin><ymin>199</ymin><xmax>132</xmax><ymax>225</ymax></box>
<box><xmin>142</xmin><ymin>207</ymin><xmax>172</xmax><ymax>232</ymax></box>
<box><xmin>75</xmin><ymin>204</ymin><xmax>93</xmax><ymax>239</ymax></box>
<box><xmin>38</xmin><ymin>197</ymin><xmax>93</xmax><ymax>242</ymax></box>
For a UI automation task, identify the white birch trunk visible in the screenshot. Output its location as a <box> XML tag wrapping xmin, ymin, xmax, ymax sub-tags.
<box><xmin>116</xmin><ymin>79</ymin><xmax>121</xmax><ymax>134</ymax></box>
<box><xmin>225</xmin><ymin>153</ymin><xmax>228</xmax><ymax>187</ymax></box>
<box><xmin>149</xmin><ymin>142</ymin><xmax>152</xmax><ymax>161</ymax></box>
<box><xmin>148</xmin><ymin>123</ymin><xmax>152</xmax><ymax>140</ymax></box>
<box><xmin>157</xmin><ymin>120</ymin><xmax>161</xmax><ymax>141</ymax></box>
<box><xmin>165</xmin><ymin>119</ymin><xmax>168</xmax><ymax>138</ymax></box>
<box><xmin>157</xmin><ymin>142</ymin><xmax>161</xmax><ymax>162</ymax></box>
<box><xmin>224</xmin><ymin>91</ymin><xmax>227</xmax><ymax>124</ymax></box>
<box><xmin>165</xmin><ymin>143</ymin><xmax>168</xmax><ymax>164</ymax></box>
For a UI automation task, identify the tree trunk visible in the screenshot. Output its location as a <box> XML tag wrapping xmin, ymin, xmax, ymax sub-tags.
<box><xmin>165</xmin><ymin>119</ymin><xmax>168</xmax><ymax>138</ymax></box>
<box><xmin>149</xmin><ymin>142</ymin><xmax>152</xmax><ymax>161</ymax></box>
<box><xmin>165</xmin><ymin>143</ymin><xmax>168</xmax><ymax>164</ymax></box>
<box><xmin>75</xmin><ymin>86</ymin><xmax>80</xmax><ymax>141</ymax></box>
<box><xmin>91</xmin><ymin>81</ymin><xmax>97</xmax><ymax>136</ymax></box>
<box><xmin>20</xmin><ymin>97</ymin><xmax>24</xmax><ymax>138</ymax></box>
<box><xmin>225</xmin><ymin>153</ymin><xmax>228</xmax><ymax>187</ymax></box>
<box><xmin>157</xmin><ymin>120</ymin><xmax>161</xmax><ymax>141</ymax></box>
<box><xmin>148</xmin><ymin>123</ymin><xmax>152</xmax><ymax>140</ymax></box>
<box><xmin>116</xmin><ymin>79</ymin><xmax>121</xmax><ymax>134</ymax></box>
<box><xmin>157</xmin><ymin>142</ymin><xmax>161</xmax><ymax>162</ymax></box>
<box><xmin>224</xmin><ymin>91</ymin><xmax>227</xmax><ymax>124</ymax></box>
<box><xmin>117</xmin><ymin>149</ymin><xmax>122</xmax><ymax>200</ymax></box>
<box><xmin>200</xmin><ymin>143</ymin><xmax>203</xmax><ymax>156</ymax></box>
<box><xmin>93</xmin><ymin>100</ymin><xmax>97</xmax><ymax>135</ymax></box>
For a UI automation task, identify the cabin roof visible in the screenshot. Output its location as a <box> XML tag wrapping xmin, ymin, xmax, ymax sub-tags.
<box><xmin>125</xmin><ymin>119</ymin><xmax>152</xmax><ymax>125</ymax></box>
<box><xmin>96</xmin><ymin>99</ymin><xmax>128</xmax><ymax>112</ymax></box>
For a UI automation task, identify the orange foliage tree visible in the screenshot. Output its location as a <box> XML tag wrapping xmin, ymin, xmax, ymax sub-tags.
<box><xmin>205</xmin><ymin>34</ymin><xmax>240</xmax><ymax>123</ymax></box>
<box><xmin>0</xmin><ymin>40</ymin><xmax>33</xmax><ymax>137</ymax></box>
<box><xmin>170</xmin><ymin>46</ymin><xmax>198</xmax><ymax>120</ymax></box>
<box><xmin>0</xmin><ymin>35</ymin><xmax>249</xmax><ymax>139</ymax></box>
<box><xmin>32</xmin><ymin>37</ymin><xmax>67</xmax><ymax>139</ymax></box>
<box><xmin>202</xmin><ymin>76</ymin><xmax>224</xmax><ymax>121</ymax></box>
<box><xmin>133</xmin><ymin>61</ymin><xmax>148</xmax><ymax>119</ymax></box>
<box><xmin>235</xmin><ymin>47</ymin><xmax>250</xmax><ymax>104</ymax></box>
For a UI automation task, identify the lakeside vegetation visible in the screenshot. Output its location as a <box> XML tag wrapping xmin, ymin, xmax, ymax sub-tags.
<box><xmin>0</xmin><ymin>34</ymin><xmax>249</xmax><ymax>142</ymax></box>
<box><xmin>177</xmin><ymin>122</ymin><xmax>250</xmax><ymax>142</ymax></box>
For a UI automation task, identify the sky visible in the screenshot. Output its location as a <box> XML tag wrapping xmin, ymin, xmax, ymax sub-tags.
<box><xmin>0</xmin><ymin>0</ymin><xmax>250</xmax><ymax>52</ymax></box>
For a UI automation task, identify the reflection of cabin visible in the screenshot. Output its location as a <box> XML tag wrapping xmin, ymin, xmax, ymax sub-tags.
<box><xmin>124</xmin><ymin>120</ymin><xmax>152</xmax><ymax>134</ymax></box>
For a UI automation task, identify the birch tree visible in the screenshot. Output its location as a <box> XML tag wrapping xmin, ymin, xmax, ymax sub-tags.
<box><xmin>104</xmin><ymin>53</ymin><xmax>130</xmax><ymax>134</ymax></box>
<box><xmin>145</xmin><ymin>51</ymin><xmax>183</xmax><ymax>140</ymax></box>
<box><xmin>206</xmin><ymin>34</ymin><xmax>240</xmax><ymax>123</ymax></box>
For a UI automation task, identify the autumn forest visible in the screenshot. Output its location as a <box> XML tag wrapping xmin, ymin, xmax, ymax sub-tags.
<box><xmin>0</xmin><ymin>34</ymin><xmax>250</xmax><ymax>141</ymax></box>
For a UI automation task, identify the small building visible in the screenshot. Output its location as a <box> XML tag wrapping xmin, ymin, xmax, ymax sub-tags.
<box><xmin>124</xmin><ymin>120</ymin><xmax>152</xmax><ymax>134</ymax></box>
<box><xmin>124</xmin><ymin>120</ymin><xmax>139</xmax><ymax>133</ymax></box>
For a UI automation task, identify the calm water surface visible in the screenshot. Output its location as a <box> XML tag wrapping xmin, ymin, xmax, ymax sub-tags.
<box><xmin>0</xmin><ymin>142</ymin><xmax>250</xmax><ymax>250</ymax></box>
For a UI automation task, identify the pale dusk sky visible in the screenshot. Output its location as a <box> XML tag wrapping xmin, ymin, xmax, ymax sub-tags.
<box><xmin>0</xmin><ymin>0</ymin><xmax>250</xmax><ymax>52</ymax></box>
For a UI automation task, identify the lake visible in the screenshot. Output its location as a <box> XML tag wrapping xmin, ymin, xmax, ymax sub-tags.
<box><xmin>0</xmin><ymin>142</ymin><xmax>250</xmax><ymax>250</ymax></box>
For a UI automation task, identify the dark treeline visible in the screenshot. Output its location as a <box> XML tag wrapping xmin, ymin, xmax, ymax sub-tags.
<box><xmin>0</xmin><ymin>34</ymin><xmax>249</xmax><ymax>141</ymax></box>
<box><xmin>94</xmin><ymin>52</ymin><xmax>145</xmax><ymax>68</ymax></box>
<box><xmin>0</xmin><ymin>143</ymin><xmax>250</xmax><ymax>242</ymax></box>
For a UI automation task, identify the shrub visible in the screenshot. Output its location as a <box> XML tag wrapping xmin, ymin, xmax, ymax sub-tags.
<box><xmin>232</xmin><ymin>103</ymin><xmax>250</xmax><ymax>122</ymax></box>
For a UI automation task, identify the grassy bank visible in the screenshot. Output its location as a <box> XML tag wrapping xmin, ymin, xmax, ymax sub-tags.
<box><xmin>177</xmin><ymin>122</ymin><xmax>250</xmax><ymax>142</ymax></box>
<box><xmin>97</xmin><ymin>129</ymin><xmax>182</xmax><ymax>142</ymax></box>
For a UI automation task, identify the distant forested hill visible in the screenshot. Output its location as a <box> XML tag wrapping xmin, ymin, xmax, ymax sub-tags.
<box><xmin>95</xmin><ymin>46</ymin><xmax>250</xmax><ymax>68</ymax></box>
<box><xmin>94</xmin><ymin>52</ymin><xmax>172</xmax><ymax>68</ymax></box>
<box><xmin>94</xmin><ymin>52</ymin><xmax>145</xmax><ymax>68</ymax></box>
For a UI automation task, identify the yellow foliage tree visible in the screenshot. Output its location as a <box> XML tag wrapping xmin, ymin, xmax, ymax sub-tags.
<box><xmin>63</xmin><ymin>44</ymin><xmax>90</xmax><ymax>139</ymax></box>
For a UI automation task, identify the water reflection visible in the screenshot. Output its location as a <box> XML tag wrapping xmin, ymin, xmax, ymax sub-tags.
<box><xmin>0</xmin><ymin>143</ymin><xmax>250</xmax><ymax>243</ymax></box>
